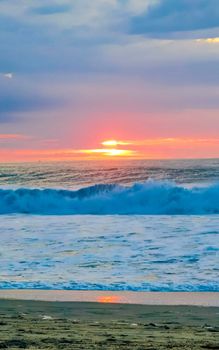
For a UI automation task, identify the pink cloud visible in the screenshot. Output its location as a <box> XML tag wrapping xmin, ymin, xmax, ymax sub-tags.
<box><xmin>0</xmin><ymin>134</ymin><xmax>29</xmax><ymax>140</ymax></box>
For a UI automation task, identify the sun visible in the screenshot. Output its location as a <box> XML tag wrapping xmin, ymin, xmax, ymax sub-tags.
<box><xmin>105</xmin><ymin>149</ymin><xmax>134</xmax><ymax>156</ymax></box>
<box><xmin>80</xmin><ymin>148</ymin><xmax>134</xmax><ymax>157</ymax></box>
<box><xmin>78</xmin><ymin>139</ymin><xmax>136</xmax><ymax>158</ymax></box>
<box><xmin>102</xmin><ymin>140</ymin><xmax>118</xmax><ymax>147</ymax></box>
<box><xmin>102</xmin><ymin>139</ymin><xmax>130</xmax><ymax>147</ymax></box>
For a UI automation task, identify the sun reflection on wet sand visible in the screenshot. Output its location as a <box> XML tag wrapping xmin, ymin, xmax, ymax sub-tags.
<box><xmin>97</xmin><ymin>295</ymin><xmax>121</xmax><ymax>303</ymax></box>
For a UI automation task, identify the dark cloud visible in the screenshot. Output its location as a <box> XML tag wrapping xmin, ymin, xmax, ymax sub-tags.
<box><xmin>0</xmin><ymin>114</ymin><xmax>17</xmax><ymax>123</ymax></box>
<box><xmin>129</xmin><ymin>0</ymin><xmax>219</xmax><ymax>36</ymax></box>
<box><xmin>135</xmin><ymin>60</ymin><xmax>219</xmax><ymax>86</ymax></box>
<box><xmin>0</xmin><ymin>82</ymin><xmax>64</xmax><ymax>123</ymax></box>
<box><xmin>0</xmin><ymin>94</ymin><xmax>55</xmax><ymax>113</ymax></box>
<box><xmin>30</xmin><ymin>4</ymin><xmax>72</xmax><ymax>16</ymax></box>
<box><xmin>0</xmin><ymin>12</ymin><xmax>108</xmax><ymax>75</ymax></box>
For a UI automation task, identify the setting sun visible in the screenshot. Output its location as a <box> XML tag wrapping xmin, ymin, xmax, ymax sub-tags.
<box><xmin>102</xmin><ymin>140</ymin><xmax>130</xmax><ymax>147</ymax></box>
<box><xmin>79</xmin><ymin>148</ymin><xmax>135</xmax><ymax>157</ymax></box>
<box><xmin>102</xmin><ymin>140</ymin><xmax>118</xmax><ymax>147</ymax></box>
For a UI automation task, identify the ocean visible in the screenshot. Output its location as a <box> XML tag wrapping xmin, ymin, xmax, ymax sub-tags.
<box><xmin>0</xmin><ymin>159</ymin><xmax>218</xmax><ymax>291</ymax></box>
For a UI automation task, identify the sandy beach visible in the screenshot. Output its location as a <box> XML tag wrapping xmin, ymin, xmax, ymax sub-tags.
<box><xmin>0</xmin><ymin>292</ymin><xmax>218</xmax><ymax>349</ymax></box>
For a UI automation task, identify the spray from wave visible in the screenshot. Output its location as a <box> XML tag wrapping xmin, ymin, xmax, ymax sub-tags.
<box><xmin>1</xmin><ymin>181</ymin><xmax>219</xmax><ymax>215</ymax></box>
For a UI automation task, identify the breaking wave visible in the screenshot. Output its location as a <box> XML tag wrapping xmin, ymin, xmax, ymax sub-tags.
<box><xmin>0</xmin><ymin>281</ymin><xmax>218</xmax><ymax>292</ymax></box>
<box><xmin>1</xmin><ymin>181</ymin><xmax>219</xmax><ymax>215</ymax></box>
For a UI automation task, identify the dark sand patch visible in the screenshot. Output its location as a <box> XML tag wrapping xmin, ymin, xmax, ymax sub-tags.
<box><xmin>0</xmin><ymin>300</ymin><xmax>218</xmax><ymax>349</ymax></box>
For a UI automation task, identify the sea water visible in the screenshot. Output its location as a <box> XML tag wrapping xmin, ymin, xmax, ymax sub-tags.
<box><xmin>0</xmin><ymin>159</ymin><xmax>218</xmax><ymax>291</ymax></box>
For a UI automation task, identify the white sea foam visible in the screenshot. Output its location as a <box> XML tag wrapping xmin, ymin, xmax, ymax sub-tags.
<box><xmin>0</xmin><ymin>214</ymin><xmax>218</xmax><ymax>291</ymax></box>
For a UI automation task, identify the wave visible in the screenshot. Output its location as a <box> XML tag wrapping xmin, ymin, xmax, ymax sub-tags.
<box><xmin>0</xmin><ymin>281</ymin><xmax>218</xmax><ymax>292</ymax></box>
<box><xmin>1</xmin><ymin>181</ymin><xmax>219</xmax><ymax>215</ymax></box>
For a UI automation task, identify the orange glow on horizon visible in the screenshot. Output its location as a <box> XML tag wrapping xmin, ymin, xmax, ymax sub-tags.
<box><xmin>102</xmin><ymin>138</ymin><xmax>219</xmax><ymax>147</ymax></box>
<box><xmin>1</xmin><ymin>137</ymin><xmax>219</xmax><ymax>162</ymax></box>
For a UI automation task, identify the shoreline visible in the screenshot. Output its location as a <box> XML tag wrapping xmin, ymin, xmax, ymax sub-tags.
<box><xmin>0</xmin><ymin>290</ymin><xmax>219</xmax><ymax>306</ymax></box>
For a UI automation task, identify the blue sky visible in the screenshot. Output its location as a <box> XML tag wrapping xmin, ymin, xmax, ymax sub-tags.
<box><xmin>0</xmin><ymin>0</ymin><xmax>219</xmax><ymax>160</ymax></box>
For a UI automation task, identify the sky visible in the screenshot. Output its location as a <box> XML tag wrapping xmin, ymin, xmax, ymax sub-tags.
<box><xmin>0</xmin><ymin>0</ymin><xmax>219</xmax><ymax>161</ymax></box>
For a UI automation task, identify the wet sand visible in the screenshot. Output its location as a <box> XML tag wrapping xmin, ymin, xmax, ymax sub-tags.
<box><xmin>0</xmin><ymin>297</ymin><xmax>218</xmax><ymax>349</ymax></box>
<box><xmin>0</xmin><ymin>290</ymin><xmax>219</xmax><ymax>306</ymax></box>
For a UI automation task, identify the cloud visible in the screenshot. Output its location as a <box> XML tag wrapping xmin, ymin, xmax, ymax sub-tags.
<box><xmin>104</xmin><ymin>137</ymin><xmax>219</xmax><ymax>146</ymax></box>
<box><xmin>30</xmin><ymin>4</ymin><xmax>72</xmax><ymax>16</ymax></box>
<box><xmin>129</xmin><ymin>0</ymin><xmax>219</xmax><ymax>37</ymax></box>
<box><xmin>0</xmin><ymin>0</ymin><xmax>218</xmax><ymax>79</ymax></box>
<box><xmin>2</xmin><ymin>73</ymin><xmax>13</xmax><ymax>79</ymax></box>
<box><xmin>196</xmin><ymin>37</ymin><xmax>219</xmax><ymax>43</ymax></box>
<box><xmin>0</xmin><ymin>0</ymin><xmax>157</xmax><ymax>33</ymax></box>
<box><xmin>0</xmin><ymin>133</ymin><xmax>27</xmax><ymax>140</ymax></box>
<box><xmin>0</xmin><ymin>0</ymin><xmax>218</xmax><ymax>40</ymax></box>
<box><xmin>0</xmin><ymin>77</ymin><xmax>65</xmax><ymax>123</ymax></box>
<box><xmin>102</xmin><ymin>38</ymin><xmax>219</xmax><ymax>85</ymax></box>
<box><xmin>0</xmin><ymin>0</ymin><xmax>218</xmax><ymax>142</ymax></box>
<box><xmin>0</xmin><ymin>114</ymin><xmax>17</xmax><ymax>123</ymax></box>
<box><xmin>118</xmin><ymin>0</ymin><xmax>159</xmax><ymax>15</ymax></box>
<box><xmin>0</xmin><ymin>1</ymin><xmax>117</xmax><ymax>29</ymax></box>
<box><xmin>0</xmin><ymin>94</ymin><xmax>58</xmax><ymax>114</ymax></box>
